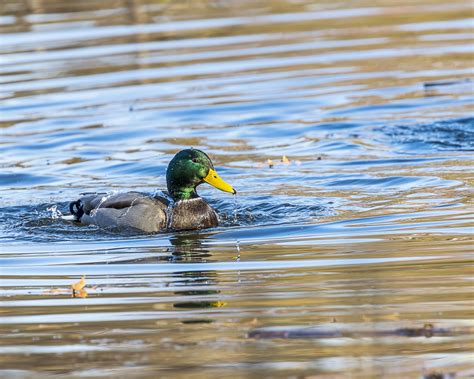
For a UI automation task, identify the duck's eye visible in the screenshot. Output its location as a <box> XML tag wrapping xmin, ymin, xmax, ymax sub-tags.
<box><xmin>192</xmin><ymin>158</ymin><xmax>198</xmax><ymax>163</ymax></box>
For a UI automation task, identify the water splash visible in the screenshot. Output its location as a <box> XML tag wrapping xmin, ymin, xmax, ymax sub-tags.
<box><xmin>152</xmin><ymin>189</ymin><xmax>169</xmax><ymax>199</ymax></box>
<box><xmin>235</xmin><ymin>240</ymin><xmax>241</xmax><ymax>284</ymax></box>
<box><xmin>151</xmin><ymin>188</ymin><xmax>175</xmax><ymax>229</ymax></box>
<box><xmin>119</xmin><ymin>197</ymin><xmax>139</xmax><ymax>219</ymax></box>
<box><xmin>234</xmin><ymin>240</ymin><xmax>241</xmax><ymax>262</ymax></box>
<box><xmin>90</xmin><ymin>192</ymin><xmax>115</xmax><ymax>217</ymax></box>
<box><xmin>232</xmin><ymin>193</ymin><xmax>238</xmax><ymax>224</ymax></box>
<box><xmin>166</xmin><ymin>199</ymin><xmax>175</xmax><ymax>230</ymax></box>
<box><xmin>47</xmin><ymin>204</ymin><xmax>63</xmax><ymax>220</ymax></box>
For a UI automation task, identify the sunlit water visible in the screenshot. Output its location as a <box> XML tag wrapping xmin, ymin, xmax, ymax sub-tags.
<box><xmin>1</xmin><ymin>0</ymin><xmax>473</xmax><ymax>378</ymax></box>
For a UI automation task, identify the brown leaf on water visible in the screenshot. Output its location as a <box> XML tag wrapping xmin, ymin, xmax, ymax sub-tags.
<box><xmin>71</xmin><ymin>276</ymin><xmax>88</xmax><ymax>298</ymax></box>
<box><xmin>73</xmin><ymin>288</ymin><xmax>88</xmax><ymax>298</ymax></box>
<box><xmin>72</xmin><ymin>276</ymin><xmax>86</xmax><ymax>291</ymax></box>
<box><xmin>43</xmin><ymin>276</ymin><xmax>91</xmax><ymax>298</ymax></box>
<box><xmin>209</xmin><ymin>301</ymin><xmax>227</xmax><ymax>308</ymax></box>
<box><xmin>259</xmin><ymin>156</ymin><xmax>301</xmax><ymax>168</ymax></box>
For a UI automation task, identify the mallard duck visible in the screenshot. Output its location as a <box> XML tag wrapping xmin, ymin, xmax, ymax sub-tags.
<box><xmin>68</xmin><ymin>148</ymin><xmax>236</xmax><ymax>232</ymax></box>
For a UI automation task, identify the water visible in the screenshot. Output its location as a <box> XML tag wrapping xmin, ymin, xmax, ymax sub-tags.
<box><xmin>1</xmin><ymin>0</ymin><xmax>473</xmax><ymax>377</ymax></box>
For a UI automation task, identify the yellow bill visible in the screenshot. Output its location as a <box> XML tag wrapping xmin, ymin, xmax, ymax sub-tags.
<box><xmin>204</xmin><ymin>168</ymin><xmax>236</xmax><ymax>194</ymax></box>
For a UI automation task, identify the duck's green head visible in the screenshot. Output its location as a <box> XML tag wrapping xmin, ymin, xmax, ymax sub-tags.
<box><xmin>166</xmin><ymin>148</ymin><xmax>236</xmax><ymax>201</ymax></box>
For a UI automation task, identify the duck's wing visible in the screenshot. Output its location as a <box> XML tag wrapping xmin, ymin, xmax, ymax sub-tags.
<box><xmin>75</xmin><ymin>192</ymin><xmax>168</xmax><ymax>233</ymax></box>
<box><xmin>78</xmin><ymin>192</ymin><xmax>152</xmax><ymax>214</ymax></box>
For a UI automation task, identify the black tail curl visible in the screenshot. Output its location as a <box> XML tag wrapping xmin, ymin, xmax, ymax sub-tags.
<box><xmin>69</xmin><ymin>200</ymin><xmax>84</xmax><ymax>221</ymax></box>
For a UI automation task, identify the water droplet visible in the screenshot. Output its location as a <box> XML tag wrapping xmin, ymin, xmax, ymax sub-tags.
<box><xmin>235</xmin><ymin>240</ymin><xmax>241</xmax><ymax>262</ymax></box>
<box><xmin>233</xmin><ymin>193</ymin><xmax>238</xmax><ymax>224</ymax></box>
<box><xmin>90</xmin><ymin>192</ymin><xmax>115</xmax><ymax>217</ymax></box>
<box><xmin>119</xmin><ymin>197</ymin><xmax>139</xmax><ymax>219</ymax></box>
<box><xmin>166</xmin><ymin>199</ymin><xmax>175</xmax><ymax>230</ymax></box>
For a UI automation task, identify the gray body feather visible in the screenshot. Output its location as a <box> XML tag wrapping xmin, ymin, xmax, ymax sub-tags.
<box><xmin>75</xmin><ymin>192</ymin><xmax>218</xmax><ymax>232</ymax></box>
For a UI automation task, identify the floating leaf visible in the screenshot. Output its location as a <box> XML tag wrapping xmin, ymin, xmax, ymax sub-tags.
<box><xmin>73</xmin><ymin>288</ymin><xmax>88</xmax><ymax>298</ymax></box>
<box><xmin>72</xmin><ymin>276</ymin><xmax>86</xmax><ymax>291</ymax></box>
<box><xmin>209</xmin><ymin>301</ymin><xmax>227</xmax><ymax>308</ymax></box>
<box><xmin>71</xmin><ymin>276</ymin><xmax>88</xmax><ymax>298</ymax></box>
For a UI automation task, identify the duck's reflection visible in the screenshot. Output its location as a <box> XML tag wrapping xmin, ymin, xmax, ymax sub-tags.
<box><xmin>114</xmin><ymin>232</ymin><xmax>227</xmax><ymax>322</ymax></box>
<box><xmin>167</xmin><ymin>233</ymin><xmax>226</xmax><ymax>324</ymax></box>
<box><xmin>166</xmin><ymin>233</ymin><xmax>214</xmax><ymax>263</ymax></box>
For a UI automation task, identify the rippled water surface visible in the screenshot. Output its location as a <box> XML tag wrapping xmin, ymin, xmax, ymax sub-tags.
<box><xmin>1</xmin><ymin>0</ymin><xmax>473</xmax><ymax>377</ymax></box>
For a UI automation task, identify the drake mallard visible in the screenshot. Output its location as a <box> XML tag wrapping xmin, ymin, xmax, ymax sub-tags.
<box><xmin>68</xmin><ymin>148</ymin><xmax>236</xmax><ymax>232</ymax></box>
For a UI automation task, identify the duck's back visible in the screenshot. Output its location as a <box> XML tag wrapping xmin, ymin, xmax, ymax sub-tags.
<box><xmin>76</xmin><ymin>192</ymin><xmax>168</xmax><ymax>233</ymax></box>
